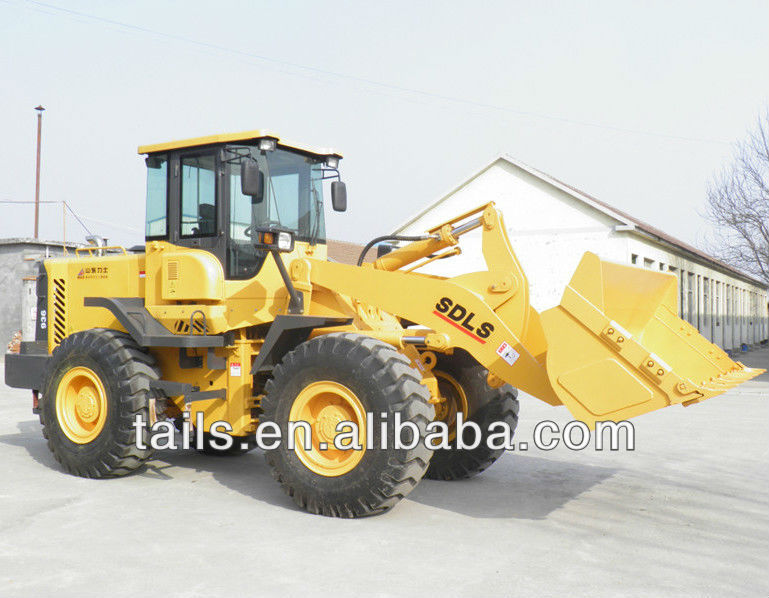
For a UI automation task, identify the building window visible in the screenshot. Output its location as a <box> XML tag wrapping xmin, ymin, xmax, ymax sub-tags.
<box><xmin>726</xmin><ymin>285</ymin><xmax>733</xmax><ymax>346</ymax></box>
<box><xmin>715</xmin><ymin>281</ymin><xmax>721</xmax><ymax>326</ymax></box>
<box><xmin>631</xmin><ymin>254</ymin><xmax>638</xmax><ymax>265</ymax></box>
<box><xmin>644</xmin><ymin>258</ymin><xmax>654</xmax><ymax>269</ymax></box>
<box><xmin>703</xmin><ymin>277</ymin><xmax>710</xmax><ymax>330</ymax></box>
<box><xmin>696</xmin><ymin>275</ymin><xmax>701</xmax><ymax>329</ymax></box>
<box><xmin>687</xmin><ymin>272</ymin><xmax>695</xmax><ymax>324</ymax></box>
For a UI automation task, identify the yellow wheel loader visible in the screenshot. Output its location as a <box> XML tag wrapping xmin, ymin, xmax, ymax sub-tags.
<box><xmin>5</xmin><ymin>130</ymin><xmax>764</xmax><ymax>517</ymax></box>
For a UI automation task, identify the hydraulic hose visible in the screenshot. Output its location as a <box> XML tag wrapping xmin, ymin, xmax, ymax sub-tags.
<box><xmin>356</xmin><ymin>235</ymin><xmax>433</xmax><ymax>267</ymax></box>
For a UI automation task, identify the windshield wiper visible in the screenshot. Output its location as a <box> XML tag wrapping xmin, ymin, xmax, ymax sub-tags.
<box><xmin>308</xmin><ymin>184</ymin><xmax>322</xmax><ymax>246</ymax></box>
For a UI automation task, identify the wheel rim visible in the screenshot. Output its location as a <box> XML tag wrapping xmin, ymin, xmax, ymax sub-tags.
<box><xmin>55</xmin><ymin>366</ymin><xmax>108</xmax><ymax>444</ymax></box>
<box><xmin>434</xmin><ymin>370</ymin><xmax>469</xmax><ymax>441</ymax></box>
<box><xmin>288</xmin><ymin>381</ymin><xmax>367</xmax><ymax>477</ymax></box>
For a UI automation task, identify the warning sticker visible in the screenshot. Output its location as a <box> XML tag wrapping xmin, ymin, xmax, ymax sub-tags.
<box><xmin>496</xmin><ymin>342</ymin><xmax>520</xmax><ymax>366</ymax></box>
<box><xmin>229</xmin><ymin>362</ymin><xmax>242</xmax><ymax>377</ymax></box>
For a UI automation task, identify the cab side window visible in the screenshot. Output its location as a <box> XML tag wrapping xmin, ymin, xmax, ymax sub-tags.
<box><xmin>145</xmin><ymin>155</ymin><xmax>167</xmax><ymax>238</ymax></box>
<box><xmin>181</xmin><ymin>154</ymin><xmax>217</xmax><ymax>237</ymax></box>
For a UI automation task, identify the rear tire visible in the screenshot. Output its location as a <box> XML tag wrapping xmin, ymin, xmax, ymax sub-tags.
<box><xmin>425</xmin><ymin>350</ymin><xmax>519</xmax><ymax>480</ymax></box>
<box><xmin>40</xmin><ymin>329</ymin><xmax>158</xmax><ymax>478</ymax></box>
<box><xmin>261</xmin><ymin>333</ymin><xmax>434</xmax><ymax>517</ymax></box>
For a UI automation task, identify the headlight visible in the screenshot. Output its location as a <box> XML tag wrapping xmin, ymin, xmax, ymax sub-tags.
<box><xmin>277</xmin><ymin>231</ymin><xmax>294</xmax><ymax>252</ymax></box>
<box><xmin>325</xmin><ymin>155</ymin><xmax>340</xmax><ymax>169</ymax></box>
<box><xmin>258</xmin><ymin>137</ymin><xmax>277</xmax><ymax>152</ymax></box>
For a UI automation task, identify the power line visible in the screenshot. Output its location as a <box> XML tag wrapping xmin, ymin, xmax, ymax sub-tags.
<box><xmin>76</xmin><ymin>214</ymin><xmax>142</xmax><ymax>235</ymax></box>
<box><xmin>1</xmin><ymin>199</ymin><xmax>93</xmax><ymax>236</ymax></box>
<box><xmin>9</xmin><ymin>0</ymin><xmax>731</xmax><ymax>146</ymax></box>
<box><xmin>2</xmin><ymin>198</ymin><xmax>142</xmax><ymax>236</ymax></box>
<box><xmin>63</xmin><ymin>202</ymin><xmax>94</xmax><ymax>236</ymax></box>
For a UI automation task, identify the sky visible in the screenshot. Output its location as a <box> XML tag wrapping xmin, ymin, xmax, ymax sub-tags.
<box><xmin>0</xmin><ymin>0</ymin><xmax>767</xmax><ymax>248</ymax></box>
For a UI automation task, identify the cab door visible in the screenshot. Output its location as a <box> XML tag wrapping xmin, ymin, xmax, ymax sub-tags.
<box><xmin>170</xmin><ymin>150</ymin><xmax>228</xmax><ymax>267</ymax></box>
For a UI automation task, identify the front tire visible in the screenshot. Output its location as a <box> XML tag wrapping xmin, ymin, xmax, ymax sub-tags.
<box><xmin>40</xmin><ymin>329</ymin><xmax>158</xmax><ymax>478</ymax></box>
<box><xmin>261</xmin><ymin>333</ymin><xmax>434</xmax><ymax>517</ymax></box>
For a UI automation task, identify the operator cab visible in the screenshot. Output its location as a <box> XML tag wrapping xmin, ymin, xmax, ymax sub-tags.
<box><xmin>139</xmin><ymin>130</ymin><xmax>345</xmax><ymax>280</ymax></box>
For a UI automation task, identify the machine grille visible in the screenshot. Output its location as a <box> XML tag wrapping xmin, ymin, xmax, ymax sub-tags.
<box><xmin>167</xmin><ymin>260</ymin><xmax>179</xmax><ymax>280</ymax></box>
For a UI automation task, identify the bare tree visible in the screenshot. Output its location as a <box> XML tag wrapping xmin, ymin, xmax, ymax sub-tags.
<box><xmin>705</xmin><ymin>111</ymin><xmax>769</xmax><ymax>284</ymax></box>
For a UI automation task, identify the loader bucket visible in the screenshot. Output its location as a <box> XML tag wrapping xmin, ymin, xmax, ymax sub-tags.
<box><xmin>539</xmin><ymin>252</ymin><xmax>765</xmax><ymax>427</ymax></box>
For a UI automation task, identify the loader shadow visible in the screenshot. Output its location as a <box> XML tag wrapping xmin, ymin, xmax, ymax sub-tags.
<box><xmin>146</xmin><ymin>447</ymin><xmax>299</xmax><ymax>511</ymax></box>
<box><xmin>151</xmin><ymin>448</ymin><xmax>618</xmax><ymax>519</ymax></box>
<box><xmin>407</xmin><ymin>453</ymin><xmax>618</xmax><ymax>519</ymax></box>
<box><xmin>0</xmin><ymin>422</ymin><xmax>617</xmax><ymax>519</ymax></box>
<box><xmin>0</xmin><ymin>420</ymin><xmax>295</xmax><ymax>510</ymax></box>
<box><xmin>0</xmin><ymin>419</ymin><xmax>63</xmax><ymax>472</ymax></box>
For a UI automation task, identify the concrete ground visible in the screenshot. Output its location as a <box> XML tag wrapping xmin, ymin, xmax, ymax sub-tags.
<box><xmin>0</xmin><ymin>348</ymin><xmax>767</xmax><ymax>598</ymax></box>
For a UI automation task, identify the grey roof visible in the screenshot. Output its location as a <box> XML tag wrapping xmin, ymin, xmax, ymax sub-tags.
<box><xmin>0</xmin><ymin>238</ymin><xmax>80</xmax><ymax>249</ymax></box>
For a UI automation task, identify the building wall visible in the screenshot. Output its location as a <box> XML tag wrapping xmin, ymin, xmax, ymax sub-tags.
<box><xmin>0</xmin><ymin>243</ymin><xmax>71</xmax><ymax>349</ymax></box>
<box><xmin>398</xmin><ymin>160</ymin><xmax>629</xmax><ymax>311</ymax></box>
<box><xmin>397</xmin><ymin>159</ymin><xmax>768</xmax><ymax>352</ymax></box>
<box><xmin>624</xmin><ymin>236</ymin><xmax>768</xmax><ymax>350</ymax></box>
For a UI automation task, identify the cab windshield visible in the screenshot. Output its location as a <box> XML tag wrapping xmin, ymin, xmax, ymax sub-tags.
<box><xmin>227</xmin><ymin>146</ymin><xmax>326</xmax><ymax>278</ymax></box>
<box><xmin>228</xmin><ymin>147</ymin><xmax>325</xmax><ymax>243</ymax></box>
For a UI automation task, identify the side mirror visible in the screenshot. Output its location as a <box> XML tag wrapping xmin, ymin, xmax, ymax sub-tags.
<box><xmin>241</xmin><ymin>160</ymin><xmax>264</xmax><ymax>202</ymax></box>
<box><xmin>331</xmin><ymin>181</ymin><xmax>347</xmax><ymax>212</ymax></box>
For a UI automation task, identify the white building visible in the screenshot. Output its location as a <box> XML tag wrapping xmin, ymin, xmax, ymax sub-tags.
<box><xmin>394</xmin><ymin>155</ymin><xmax>769</xmax><ymax>352</ymax></box>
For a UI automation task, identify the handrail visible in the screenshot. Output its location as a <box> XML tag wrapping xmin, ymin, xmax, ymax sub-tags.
<box><xmin>75</xmin><ymin>246</ymin><xmax>128</xmax><ymax>256</ymax></box>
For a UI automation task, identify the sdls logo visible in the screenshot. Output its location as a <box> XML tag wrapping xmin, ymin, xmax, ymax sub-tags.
<box><xmin>433</xmin><ymin>297</ymin><xmax>494</xmax><ymax>343</ymax></box>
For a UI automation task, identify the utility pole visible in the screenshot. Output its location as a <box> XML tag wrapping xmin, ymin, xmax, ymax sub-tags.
<box><xmin>34</xmin><ymin>105</ymin><xmax>45</xmax><ymax>239</ymax></box>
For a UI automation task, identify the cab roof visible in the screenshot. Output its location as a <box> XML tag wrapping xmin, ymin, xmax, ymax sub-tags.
<box><xmin>137</xmin><ymin>129</ymin><xmax>342</xmax><ymax>158</ymax></box>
